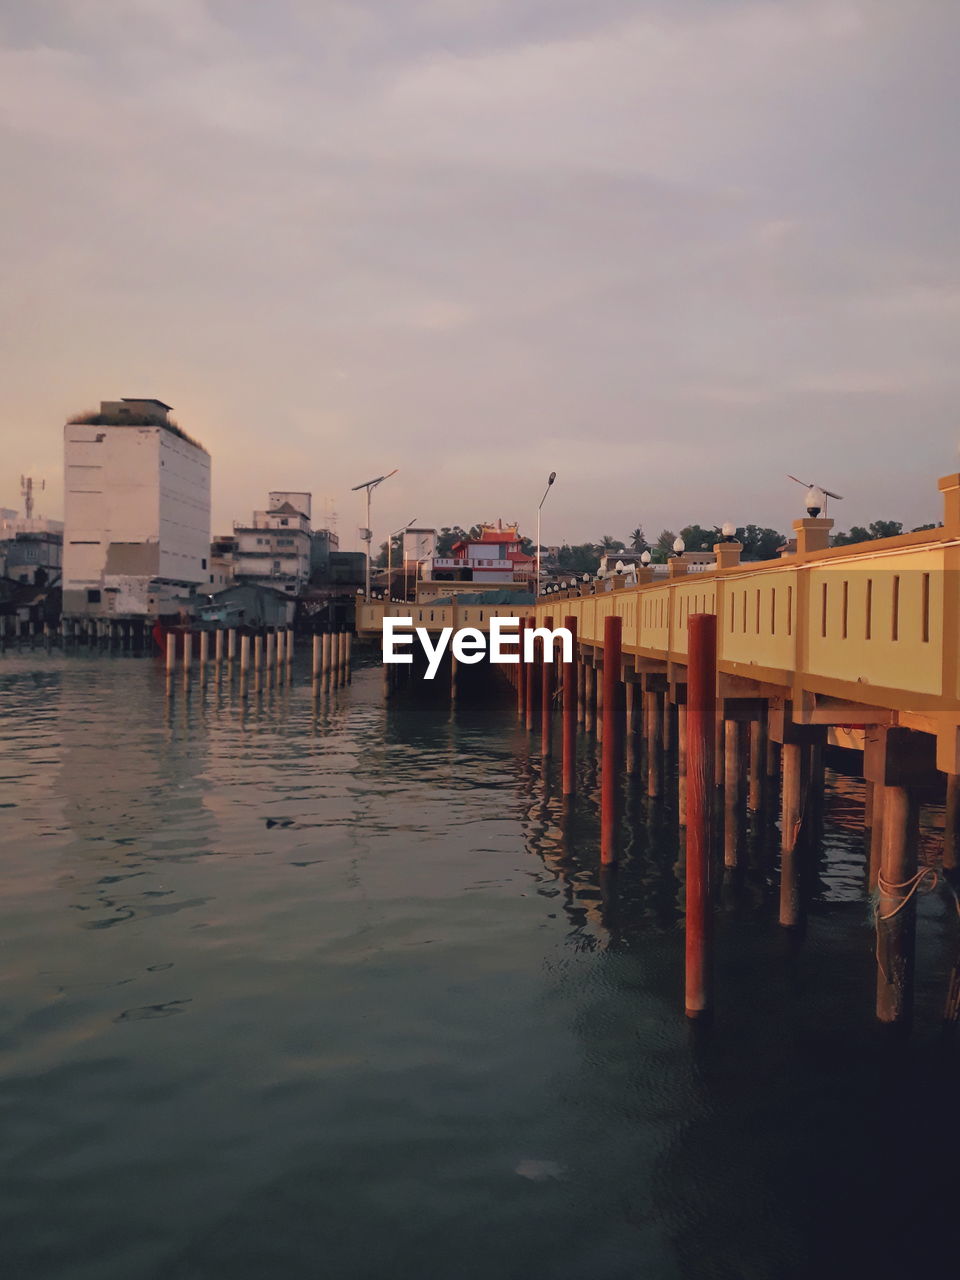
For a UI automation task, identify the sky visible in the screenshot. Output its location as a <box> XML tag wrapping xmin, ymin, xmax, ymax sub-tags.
<box><xmin>2</xmin><ymin>0</ymin><xmax>959</xmax><ymax>549</ymax></box>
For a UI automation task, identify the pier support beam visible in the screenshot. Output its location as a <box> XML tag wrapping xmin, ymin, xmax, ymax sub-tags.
<box><xmin>944</xmin><ymin>773</ymin><xmax>960</xmax><ymax>872</ymax></box>
<box><xmin>541</xmin><ymin>616</ymin><xmax>554</xmax><ymax>758</ymax></box>
<box><xmin>584</xmin><ymin>660</ymin><xmax>596</xmax><ymax>736</ymax></box>
<box><xmin>562</xmin><ymin>616</ymin><xmax>577</xmax><ymax>796</ymax></box>
<box><xmin>724</xmin><ymin>719</ymin><xmax>748</xmax><ymax>869</ymax></box>
<box><xmin>645</xmin><ymin>684</ymin><xmax>663</xmax><ymax>799</ymax></box>
<box><xmin>525</xmin><ymin>617</ymin><xmax>538</xmax><ymax>731</ymax></box>
<box><xmin>748</xmin><ymin>717</ymin><xmax>767</xmax><ymax>813</ymax></box>
<box><xmin>600</xmin><ymin>614</ymin><xmax>623</xmax><ymax>865</ymax></box>
<box><xmin>875</xmin><ymin>785</ymin><xmax>920</xmax><ymax>1027</ymax></box>
<box><xmin>685</xmin><ymin>614</ymin><xmax>716</xmax><ymax>1019</ymax></box>
<box><xmin>677</xmin><ymin>701</ymin><xmax>688</xmax><ymax>826</ymax></box>
<box><xmin>517</xmin><ymin>620</ymin><xmax>528</xmax><ymax>721</ymax></box>
<box><xmin>779</xmin><ymin>742</ymin><xmax>806</xmax><ymax>928</ymax></box>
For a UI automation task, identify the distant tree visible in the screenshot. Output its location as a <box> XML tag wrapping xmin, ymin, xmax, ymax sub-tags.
<box><xmin>868</xmin><ymin>520</ymin><xmax>903</xmax><ymax>540</ymax></box>
<box><xmin>651</xmin><ymin>529</ymin><xmax>676</xmax><ymax>563</ymax></box>
<box><xmin>832</xmin><ymin>521</ymin><xmax>903</xmax><ymax>547</ymax></box>
<box><xmin>678</xmin><ymin>524</ymin><xmax>717</xmax><ymax>552</ymax></box>
<box><xmin>737</xmin><ymin>525</ymin><xmax>785</xmax><ymax>561</ymax></box>
<box><xmin>912</xmin><ymin>522</ymin><xmax>939</xmax><ymax>532</ymax></box>
<box><xmin>436</xmin><ymin>526</ymin><xmax>467</xmax><ymax>557</ymax></box>
<box><xmin>557</xmin><ymin>543</ymin><xmax>601</xmax><ymax>576</ymax></box>
<box><xmin>630</xmin><ymin>526</ymin><xmax>649</xmax><ymax>553</ymax></box>
<box><xmin>598</xmin><ymin>535</ymin><xmax>624</xmax><ymax>552</ymax></box>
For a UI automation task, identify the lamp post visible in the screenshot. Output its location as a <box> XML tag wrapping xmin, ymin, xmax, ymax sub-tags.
<box><xmin>351</xmin><ymin>469</ymin><xmax>398</xmax><ymax>600</ymax></box>
<box><xmin>535</xmin><ymin>471</ymin><xmax>557</xmax><ymax>599</ymax></box>
<box><xmin>387</xmin><ymin>516</ymin><xmax>416</xmax><ymax>600</ymax></box>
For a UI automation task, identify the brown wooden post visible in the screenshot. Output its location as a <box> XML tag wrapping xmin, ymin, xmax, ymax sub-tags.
<box><xmin>576</xmin><ymin>655</ymin><xmax>586</xmax><ymax>725</ymax></box>
<box><xmin>625</xmin><ymin>681</ymin><xmax>640</xmax><ymax>776</ymax></box>
<box><xmin>541</xmin><ymin>616</ymin><xmax>554</xmax><ymax>757</ymax></box>
<box><xmin>645</xmin><ymin>686</ymin><xmax>663</xmax><ymax>799</ymax></box>
<box><xmin>517</xmin><ymin>619</ymin><xmax>528</xmax><ymax>719</ymax></box>
<box><xmin>748</xmin><ymin>717</ymin><xmax>767</xmax><ymax>813</ymax></box>
<box><xmin>677</xmin><ymin>702</ymin><xmax>688</xmax><ymax>826</ymax></box>
<box><xmin>876</xmin><ymin>785</ymin><xmax>920</xmax><ymax>1026</ymax></box>
<box><xmin>724</xmin><ymin>719</ymin><xmax>749</xmax><ymax>869</ymax></box>
<box><xmin>868</xmin><ymin>785</ymin><xmax>885</xmax><ymax>889</ymax></box>
<box><xmin>562</xmin><ymin>616</ymin><xmax>577</xmax><ymax>795</ymax></box>
<box><xmin>944</xmin><ymin>774</ymin><xmax>960</xmax><ymax>871</ymax></box>
<box><xmin>779</xmin><ymin>742</ymin><xmax>806</xmax><ymax>927</ymax></box>
<box><xmin>600</xmin><ymin>613</ymin><xmax>623</xmax><ymax>865</ymax></box>
<box><xmin>584</xmin><ymin>659</ymin><xmax>596</xmax><ymax>735</ymax></box>
<box><xmin>685</xmin><ymin>614</ymin><xmax>716</xmax><ymax>1018</ymax></box>
<box><xmin>524</xmin><ymin>616</ymin><xmax>538</xmax><ymax>730</ymax></box>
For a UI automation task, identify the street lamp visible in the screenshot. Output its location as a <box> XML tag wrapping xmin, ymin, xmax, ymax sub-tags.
<box><xmin>535</xmin><ymin>471</ymin><xmax>557</xmax><ymax>598</ymax></box>
<box><xmin>387</xmin><ymin>516</ymin><xmax>416</xmax><ymax>600</ymax></box>
<box><xmin>672</xmin><ymin>536</ymin><xmax>685</xmax><ymax>557</ymax></box>
<box><xmin>721</xmin><ymin>521</ymin><xmax>736</xmax><ymax>542</ymax></box>
<box><xmin>351</xmin><ymin>469</ymin><xmax>398</xmax><ymax>600</ymax></box>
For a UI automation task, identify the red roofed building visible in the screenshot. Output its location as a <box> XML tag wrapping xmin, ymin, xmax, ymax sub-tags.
<box><xmin>417</xmin><ymin>519</ymin><xmax>535</xmax><ymax>599</ymax></box>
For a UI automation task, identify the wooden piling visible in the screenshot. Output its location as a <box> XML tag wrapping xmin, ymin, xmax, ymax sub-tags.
<box><xmin>562</xmin><ymin>616</ymin><xmax>578</xmax><ymax>796</ymax></box>
<box><xmin>199</xmin><ymin>630</ymin><xmax>209</xmax><ymax>668</ymax></box>
<box><xmin>779</xmin><ymin>742</ymin><xmax>806</xmax><ymax>927</ymax></box>
<box><xmin>525</xmin><ymin>617</ymin><xmax>538</xmax><ymax>731</ymax></box>
<box><xmin>625</xmin><ymin>681</ymin><xmax>640</xmax><ymax>776</ymax></box>
<box><xmin>165</xmin><ymin>633</ymin><xmax>176</xmax><ymax>676</ymax></box>
<box><xmin>312</xmin><ymin>635</ymin><xmax>321</xmax><ymax>680</ymax></box>
<box><xmin>345</xmin><ymin>632</ymin><xmax>352</xmax><ymax>682</ymax></box>
<box><xmin>600</xmin><ymin>614</ymin><xmax>624</xmax><ymax>865</ymax></box>
<box><xmin>748</xmin><ymin>717</ymin><xmax>767</xmax><ymax>812</ymax></box>
<box><xmin>227</xmin><ymin>628</ymin><xmax>236</xmax><ymax>661</ymax></box>
<box><xmin>584</xmin><ymin>661</ymin><xmax>595</xmax><ymax>735</ymax></box>
<box><xmin>215</xmin><ymin>629</ymin><xmax>224</xmax><ymax>662</ymax></box>
<box><xmin>944</xmin><ymin>774</ymin><xmax>960</xmax><ymax>871</ymax></box>
<box><xmin>240</xmin><ymin>633</ymin><xmax>250</xmax><ymax>676</ymax></box>
<box><xmin>645</xmin><ymin>687</ymin><xmax>663</xmax><ymax>799</ymax></box>
<box><xmin>321</xmin><ymin>632</ymin><xmax>331</xmax><ymax>685</ymax></box>
<box><xmin>517</xmin><ymin>620</ymin><xmax>528</xmax><ymax>719</ymax></box>
<box><xmin>685</xmin><ymin>614</ymin><xmax>716</xmax><ymax>1019</ymax></box>
<box><xmin>576</xmin><ymin>656</ymin><xmax>586</xmax><ymax>725</ymax></box>
<box><xmin>876</xmin><ymin>785</ymin><xmax>920</xmax><ymax>1026</ymax></box>
<box><xmin>541</xmin><ymin>616</ymin><xmax>554</xmax><ymax>758</ymax></box>
<box><xmin>677</xmin><ymin>702</ymin><xmax>688</xmax><ymax>825</ymax></box>
<box><xmin>723</xmin><ymin>719</ymin><xmax>748</xmax><ymax>869</ymax></box>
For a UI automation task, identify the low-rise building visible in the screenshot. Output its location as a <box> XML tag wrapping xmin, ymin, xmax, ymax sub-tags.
<box><xmin>233</xmin><ymin>492</ymin><xmax>313</xmax><ymax>595</ymax></box>
<box><xmin>417</xmin><ymin>521</ymin><xmax>534</xmax><ymax>599</ymax></box>
<box><xmin>1</xmin><ymin>530</ymin><xmax>63</xmax><ymax>585</ymax></box>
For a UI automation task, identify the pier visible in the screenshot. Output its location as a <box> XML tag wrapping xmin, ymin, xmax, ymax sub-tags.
<box><xmin>358</xmin><ymin>470</ymin><xmax>960</xmax><ymax>1030</ymax></box>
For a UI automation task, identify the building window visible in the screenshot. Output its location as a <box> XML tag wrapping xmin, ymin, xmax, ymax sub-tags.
<box><xmin>210</xmin><ymin>574</ymin><xmax>214</xmax><ymax>583</ymax></box>
<box><xmin>87</xmin><ymin>589</ymin><xmax>101</xmax><ymax>603</ymax></box>
<box><xmin>201</xmin><ymin>557</ymin><xmax>207</xmax><ymax>569</ymax></box>
<box><xmin>281</xmin><ymin>518</ymin><xmax>288</xmax><ymax>526</ymax></box>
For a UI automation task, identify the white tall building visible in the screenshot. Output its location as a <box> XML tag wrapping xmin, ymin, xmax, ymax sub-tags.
<box><xmin>63</xmin><ymin>399</ymin><xmax>211</xmax><ymax>618</ymax></box>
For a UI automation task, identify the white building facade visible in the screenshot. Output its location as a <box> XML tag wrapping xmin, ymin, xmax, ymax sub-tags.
<box><xmin>233</xmin><ymin>492</ymin><xmax>312</xmax><ymax>595</ymax></box>
<box><xmin>62</xmin><ymin>399</ymin><xmax>211</xmax><ymax>619</ymax></box>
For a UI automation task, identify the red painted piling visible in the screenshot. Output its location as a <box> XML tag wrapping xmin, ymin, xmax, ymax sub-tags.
<box><xmin>541</xmin><ymin>616</ymin><xmax>554</xmax><ymax>758</ymax></box>
<box><xmin>562</xmin><ymin>616</ymin><xmax>578</xmax><ymax>796</ymax></box>
<box><xmin>685</xmin><ymin>613</ymin><xmax>716</xmax><ymax>1019</ymax></box>
<box><xmin>600</xmin><ymin>613</ymin><xmax>623</xmax><ymax>865</ymax></box>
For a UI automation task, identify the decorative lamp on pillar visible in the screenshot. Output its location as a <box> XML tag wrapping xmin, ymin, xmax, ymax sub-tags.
<box><xmin>714</xmin><ymin>522</ymin><xmax>743</xmax><ymax>570</ymax></box>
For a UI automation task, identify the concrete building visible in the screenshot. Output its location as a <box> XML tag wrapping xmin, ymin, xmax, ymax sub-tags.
<box><xmin>233</xmin><ymin>491</ymin><xmax>313</xmax><ymax>595</ymax></box>
<box><xmin>209</xmin><ymin>534</ymin><xmax>237</xmax><ymax>591</ymax></box>
<box><xmin>1</xmin><ymin>531</ymin><xmax>62</xmax><ymax>585</ymax></box>
<box><xmin>62</xmin><ymin>399</ymin><xmax>211</xmax><ymax>619</ymax></box>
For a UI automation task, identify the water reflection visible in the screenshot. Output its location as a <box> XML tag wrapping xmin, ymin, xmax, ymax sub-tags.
<box><xmin>0</xmin><ymin>654</ymin><xmax>957</xmax><ymax>1280</ymax></box>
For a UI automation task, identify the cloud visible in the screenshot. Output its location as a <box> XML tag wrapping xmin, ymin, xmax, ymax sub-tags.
<box><xmin>0</xmin><ymin>0</ymin><xmax>958</xmax><ymax>539</ymax></box>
